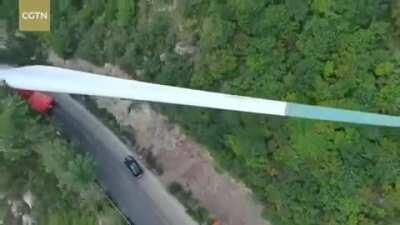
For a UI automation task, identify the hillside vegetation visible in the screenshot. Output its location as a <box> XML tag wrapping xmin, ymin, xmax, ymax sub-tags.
<box><xmin>3</xmin><ymin>0</ymin><xmax>400</xmax><ymax>224</ymax></box>
<box><xmin>0</xmin><ymin>90</ymin><xmax>125</xmax><ymax>225</ymax></box>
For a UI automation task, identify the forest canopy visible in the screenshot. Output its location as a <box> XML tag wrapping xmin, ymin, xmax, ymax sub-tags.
<box><xmin>2</xmin><ymin>0</ymin><xmax>400</xmax><ymax>224</ymax></box>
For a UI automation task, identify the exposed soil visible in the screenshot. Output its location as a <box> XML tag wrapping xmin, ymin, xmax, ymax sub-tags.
<box><xmin>48</xmin><ymin>52</ymin><xmax>270</xmax><ymax>225</ymax></box>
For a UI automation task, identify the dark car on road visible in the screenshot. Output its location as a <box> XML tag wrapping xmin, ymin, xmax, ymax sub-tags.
<box><xmin>124</xmin><ymin>156</ymin><xmax>144</xmax><ymax>178</ymax></box>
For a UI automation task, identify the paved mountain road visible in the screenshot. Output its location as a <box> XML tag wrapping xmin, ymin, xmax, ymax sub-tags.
<box><xmin>51</xmin><ymin>93</ymin><xmax>197</xmax><ymax>225</ymax></box>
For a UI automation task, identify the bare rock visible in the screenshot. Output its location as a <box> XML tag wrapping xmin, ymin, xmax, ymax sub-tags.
<box><xmin>174</xmin><ymin>42</ymin><xmax>196</xmax><ymax>56</ymax></box>
<box><xmin>22</xmin><ymin>214</ymin><xmax>36</xmax><ymax>225</ymax></box>
<box><xmin>10</xmin><ymin>200</ymin><xmax>23</xmax><ymax>217</ymax></box>
<box><xmin>23</xmin><ymin>190</ymin><xmax>34</xmax><ymax>209</ymax></box>
<box><xmin>160</xmin><ymin>53</ymin><xmax>168</xmax><ymax>62</ymax></box>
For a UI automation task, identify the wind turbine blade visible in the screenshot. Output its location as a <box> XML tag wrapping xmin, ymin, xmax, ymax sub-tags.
<box><xmin>0</xmin><ymin>65</ymin><xmax>399</xmax><ymax>127</ymax></box>
<box><xmin>0</xmin><ymin>66</ymin><xmax>288</xmax><ymax>116</ymax></box>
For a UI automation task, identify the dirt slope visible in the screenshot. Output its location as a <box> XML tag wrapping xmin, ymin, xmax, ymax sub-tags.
<box><xmin>48</xmin><ymin>52</ymin><xmax>270</xmax><ymax>225</ymax></box>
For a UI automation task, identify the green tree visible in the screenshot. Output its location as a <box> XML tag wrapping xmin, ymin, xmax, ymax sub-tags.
<box><xmin>200</xmin><ymin>16</ymin><xmax>235</xmax><ymax>49</ymax></box>
<box><xmin>310</xmin><ymin>0</ymin><xmax>333</xmax><ymax>15</ymax></box>
<box><xmin>285</xmin><ymin>0</ymin><xmax>309</xmax><ymax>21</ymax></box>
<box><xmin>116</xmin><ymin>0</ymin><xmax>135</xmax><ymax>27</ymax></box>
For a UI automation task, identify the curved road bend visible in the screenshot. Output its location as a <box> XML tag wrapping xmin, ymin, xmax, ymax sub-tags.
<box><xmin>51</xmin><ymin>93</ymin><xmax>197</xmax><ymax>225</ymax></box>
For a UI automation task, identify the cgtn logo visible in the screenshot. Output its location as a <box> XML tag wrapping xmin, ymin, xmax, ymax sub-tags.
<box><xmin>21</xmin><ymin>11</ymin><xmax>48</xmax><ymax>20</ymax></box>
<box><xmin>19</xmin><ymin>0</ymin><xmax>50</xmax><ymax>31</ymax></box>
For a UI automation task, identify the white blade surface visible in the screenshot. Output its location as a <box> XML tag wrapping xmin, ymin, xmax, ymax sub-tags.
<box><xmin>0</xmin><ymin>65</ymin><xmax>399</xmax><ymax>127</ymax></box>
<box><xmin>0</xmin><ymin>66</ymin><xmax>287</xmax><ymax>115</ymax></box>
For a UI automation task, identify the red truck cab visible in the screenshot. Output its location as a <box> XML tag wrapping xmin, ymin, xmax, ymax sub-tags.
<box><xmin>17</xmin><ymin>90</ymin><xmax>54</xmax><ymax>113</ymax></box>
